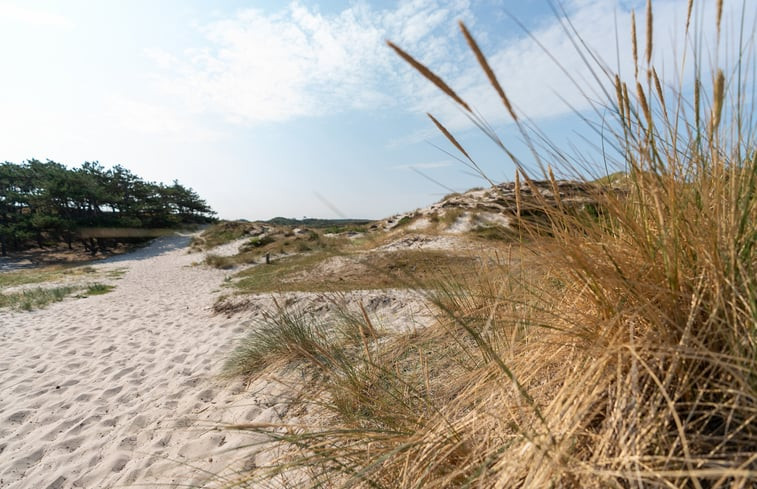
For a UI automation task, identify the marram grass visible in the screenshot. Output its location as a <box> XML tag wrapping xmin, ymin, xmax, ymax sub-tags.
<box><xmin>218</xmin><ymin>2</ymin><xmax>756</xmax><ymax>488</ymax></box>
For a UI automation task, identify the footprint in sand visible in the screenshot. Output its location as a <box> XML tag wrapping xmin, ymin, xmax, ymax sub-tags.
<box><xmin>13</xmin><ymin>447</ymin><xmax>45</xmax><ymax>469</ymax></box>
<box><xmin>171</xmin><ymin>353</ymin><xmax>187</xmax><ymax>363</ymax></box>
<box><xmin>6</xmin><ymin>410</ymin><xmax>31</xmax><ymax>424</ymax></box>
<box><xmin>110</xmin><ymin>366</ymin><xmax>136</xmax><ymax>381</ymax></box>
<box><xmin>118</xmin><ymin>435</ymin><xmax>137</xmax><ymax>450</ymax></box>
<box><xmin>101</xmin><ymin>386</ymin><xmax>123</xmax><ymax>398</ymax></box>
<box><xmin>54</xmin><ymin>435</ymin><xmax>85</xmax><ymax>453</ymax></box>
<box><xmin>75</xmin><ymin>392</ymin><xmax>93</xmax><ymax>402</ymax></box>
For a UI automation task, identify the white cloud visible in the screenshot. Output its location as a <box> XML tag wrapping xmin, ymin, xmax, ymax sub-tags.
<box><xmin>148</xmin><ymin>0</ymin><xmax>473</xmax><ymax>124</ymax></box>
<box><xmin>148</xmin><ymin>0</ymin><xmax>738</xmax><ymax>132</ymax></box>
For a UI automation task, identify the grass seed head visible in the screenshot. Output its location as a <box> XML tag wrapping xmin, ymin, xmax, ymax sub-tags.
<box><xmin>459</xmin><ymin>21</ymin><xmax>517</xmax><ymax>121</ymax></box>
<box><xmin>386</xmin><ymin>40</ymin><xmax>472</xmax><ymax>113</ymax></box>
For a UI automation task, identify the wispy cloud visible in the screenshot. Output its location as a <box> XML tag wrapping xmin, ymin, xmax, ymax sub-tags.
<box><xmin>147</xmin><ymin>0</ymin><xmax>722</xmax><ymax>131</ymax></box>
<box><xmin>147</xmin><ymin>0</ymin><xmax>474</xmax><ymax>124</ymax></box>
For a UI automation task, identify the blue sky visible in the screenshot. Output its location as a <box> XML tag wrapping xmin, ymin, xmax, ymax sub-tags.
<box><xmin>0</xmin><ymin>0</ymin><xmax>726</xmax><ymax>219</ymax></box>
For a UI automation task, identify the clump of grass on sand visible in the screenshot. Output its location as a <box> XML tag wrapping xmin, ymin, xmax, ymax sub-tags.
<box><xmin>83</xmin><ymin>283</ymin><xmax>114</xmax><ymax>296</ymax></box>
<box><xmin>191</xmin><ymin>221</ymin><xmax>262</xmax><ymax>250</ymax></box>
<box><xmin>0</xmin><ymin>281</ymin><xmax>115</xmax><ymax>311</ymax></box>
<box><xmin>0</xmin><ymin>286</ymin><xmax>79</xmax><ymax>311</ymax></box>
<box><xmin>218</xmin><ymin>2</ymin><xmax>756</xmax><ymax>488</ymax></box>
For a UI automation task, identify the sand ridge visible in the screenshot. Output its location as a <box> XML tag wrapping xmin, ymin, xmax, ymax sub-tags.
<box><xmin>0</xmin><ymin>234</ymin><xmax>281</xmax><ymax>488</ymax></box>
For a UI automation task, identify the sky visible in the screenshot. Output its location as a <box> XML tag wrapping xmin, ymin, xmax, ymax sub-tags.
<box><xmin>0</xmin><ymin>0</ymin><xmax>735</xmax><ymax>220</ymax></box>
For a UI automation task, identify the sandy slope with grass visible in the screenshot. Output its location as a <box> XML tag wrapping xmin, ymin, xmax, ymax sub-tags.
<box><xmin>0</xmin><ymin>232</ymin><xmax>436</xmax><ymax>488</ymax></box>
<box><xmin>0</xmin><ymin>235</ymin><xmax>305</xmax><ymax>487</ymax></box>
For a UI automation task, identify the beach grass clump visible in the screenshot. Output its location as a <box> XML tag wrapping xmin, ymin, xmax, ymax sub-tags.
<box><xmin>224</xmin><ymin>308</ymin><xmax>335</xmax><ymax>377</ymax></box>
<box><xmin>223</xmin><ymin>303</ymin><xmax>383</xmax><ymax>379</ymax></box>
<box><xmin>219</xmin><ymin>1</ymin><xmax>756</xmax><ymax>487</ymax></box>
<box><xmin>191</xmin><ymin>221</ymin><xmax>261</xmax><ymax>250</ymax></box>
<box><xmin>225</xmin><ymin>249</ymin><xmax>477</xmax><ymax>296</ymax></box>
<box><xmin>204</xmin><ymin>253</ymin><xmax>236</xmax><ymax>270</ymax></box>
<box><xmin>84</xmin><ymin>283</ymin><xmax>114</xmax><ymax>296</ymax></box>
<box><xmin>0</xmin><ymin>285</ymin><xmax>78</xmax><ymax>311</ymax></box>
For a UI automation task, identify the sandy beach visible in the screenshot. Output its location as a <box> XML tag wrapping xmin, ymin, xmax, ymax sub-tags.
<box><xmin>0</xmin><ymin>234</ymin><xmax>284</xmax><ymax>488</ymax></box>
<box><xmin>0</xmin><ymin>233</ymin><xmax>435</xmax><ymax>489</ymax></box>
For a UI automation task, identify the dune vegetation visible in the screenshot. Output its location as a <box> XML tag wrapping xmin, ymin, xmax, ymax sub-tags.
<box><xmin>217</xmin><ymin>2</ymin><xmax>755</xmax><ymax>487</ymax></box>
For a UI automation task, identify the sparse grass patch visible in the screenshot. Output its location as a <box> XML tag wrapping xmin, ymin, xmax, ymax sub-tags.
<box><xmin>83</xmin><ymin>283</ymin><xmax>114</xmax><ymax>296</ymax></box>
<box><xmin>396</xmin><ymin>215</ymin><xmax>413</xmax><ymax>227</ymax></box>
<box><xmin>239</xmin><ymin>235</ymin><xmax>276</xmax><ymax>250</ymax></box>
<box><xmin>439</xmin><ymin>207</ymin><xmax>464</xmax><ymax>225</ymax></box>
<box><xmin>204</xmin><ymin>231</ymin><xmax>352</xmax><ymax>270</ymax></box>
<box><xmin>0</xmin><ymin>264</ymin><xmax>94</xmax><ymax>288</ymax></box>
<box><xmin>228</xmin><ymin>249</ymin><xmax>478</xmax><ymax>294</ymax></box>
<box><xmin>321</xmin><ymin>223</ymin><xmax>369</xmax><ymax>234</ymax></box>
<box><xmin>191</xmin><ymin>221</ymin><xmax>262</xmax><ymax>250</ymax></box>
<box><xmin>105</xmin><ymin>267</ymin><xmax>127</xmax><ymax>279</ymax></box>
<box><xmin>0</xmin><ymin>281</ymin><xmax>115</xmax><ymax>310</ymax></box>
<box><xmin>204</xmin><ymin>253</ymin><xmax>236</xmax><ymax>269</ymax></box>
<box><xmin>0</xmin><ymin>285</ymin><xmax>78</xmax><ymax>311</ymax></box>
<box><xmin>472</xmin><ymin>224</ymin><xmax>512</xmax><ymax>240</ymax></box>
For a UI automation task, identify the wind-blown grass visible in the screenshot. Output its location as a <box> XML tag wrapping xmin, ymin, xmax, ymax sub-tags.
<box><xmin>219</xmin><ymin>2</ymin><xmax>756</xmax><ymax>487</ymax></box>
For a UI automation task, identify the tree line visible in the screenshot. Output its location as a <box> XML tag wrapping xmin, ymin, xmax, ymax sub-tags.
<box><xmin>0</xmin><ymin>160</ymin><xmax>216</xmax><ymax>256</ymax></box>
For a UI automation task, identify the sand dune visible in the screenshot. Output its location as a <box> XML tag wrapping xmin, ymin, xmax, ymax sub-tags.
<box><xmin>0</xmin><ymin>234</ymin><xmax>288</xmax><ymax>488</ymax></box>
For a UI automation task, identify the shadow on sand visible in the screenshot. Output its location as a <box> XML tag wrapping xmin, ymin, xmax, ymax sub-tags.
<box><xmin>99</xmin><ymin>233</ymin><xmax>195</xmax><ymax>264</ymax></box>
<box><xmin>0</xmin><ymin>232</ymin><xmax>196</xmax><ymax>272</ymax></box>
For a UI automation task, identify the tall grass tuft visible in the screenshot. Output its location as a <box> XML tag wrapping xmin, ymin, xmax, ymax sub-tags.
<box><xmin>220</xmin><ymin>2</ymin><xmax>756</xmax><ymax>487</ymax></box>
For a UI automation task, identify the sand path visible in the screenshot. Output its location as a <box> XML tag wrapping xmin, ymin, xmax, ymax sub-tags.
<box><xmin>0</xmin><ymin>234</ymin><xmax>271</xmax><ymax>488</ymax></box>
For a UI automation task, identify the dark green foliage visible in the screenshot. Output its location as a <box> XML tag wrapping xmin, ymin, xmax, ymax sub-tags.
<box><xmin>266</xmin><ymin>217</ymin><xmax>372</xmax><ymax>229</ymax></box>
<box><xmin>242</xmin><ymin>235</ymin><xmax>276</xmax><ymax>249</ymax></box>
<box><xmin>396</xmin><ymin>215</ymin><xmax>413</xmax><ymax>227</ymax></box>
<box><xmin>84</xmin><ymin>283</ymin><xmax>114</xmax><ymax>296</ymax></box>
<box><xmin>0</xmin><ymin>160</ymin><xmax>215</xmax><ymax>255</ymax></box>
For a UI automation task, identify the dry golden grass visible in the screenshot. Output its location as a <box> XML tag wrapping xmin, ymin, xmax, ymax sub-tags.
<box><xmin>216</xmin><ymin>2</ymin><xmax>756</xmax><ymax>488</ymax></box>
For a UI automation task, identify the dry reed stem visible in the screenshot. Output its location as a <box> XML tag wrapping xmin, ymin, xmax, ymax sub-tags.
<box><xmin>548</xmin><ymin>165</ymin><xmax>563</xmax><ymax>210</ymax></box>
<box><xmin>631</xmin><ymin>10</ymin><xmax>639</xmax><ymax>79</ymax></box>
<box><xmin>716</xmin><ymin>0</ymin><xmax>723</xmax><ymax>37</ymax></box>
<box><xmin>358</xmin><ymin>302</ymin><xmax>375</xmax><ymax>364</ymax></box>
<box><xmin>458</xmin><ymin>21</ymin><xmax>518</xmax><ymax>121</ymax></box>
<box><xmin>694</xmin><ymin>80</ymin><xmax>701</xmax><ymax>129</ymax></box>
<box><xmin>645</xmin><ymin>0</ymin><xmax>654</xmax><ymax>68</ymax></box>
<box><xmin>615</xmin><ymin>74</ymin><xmax>625</xmax><ymax>120</ymax></box>
<box><xmin>426</xmin><ymin>113</ymin><xmax>474</xmax><ymax>162</ymax></box>
<box><xmin>686</xmin><ymin>0</ymin><xmax>694</xmax><ymax>32</ymax></box>
<box><xmin>386</xmin><ymin>41</ymin><xmax>472</xmax><ymax>112</ymax></box>
<box><xmin>652</xmin><ymin>67</ymin><xmax>665</xmax><ymax>108</ymax></box>
<box><xmin>711</xmin><ymin>69</ymin><xmax>725</xmax><ymax>136</ymax></box>
<box><xmin>514</xmin><ymin>171</ymin><xmax>522</xmax><ymax>218</ymax></box>
<box><xmin>622</xmin><ymin>82</ymin><xmax>632</xmax><ymax>128</ymax></box>
<box><xmin>637</xmin><ymin>82</ymin><xmax>652</xmax><ymax>126</ymax></box>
